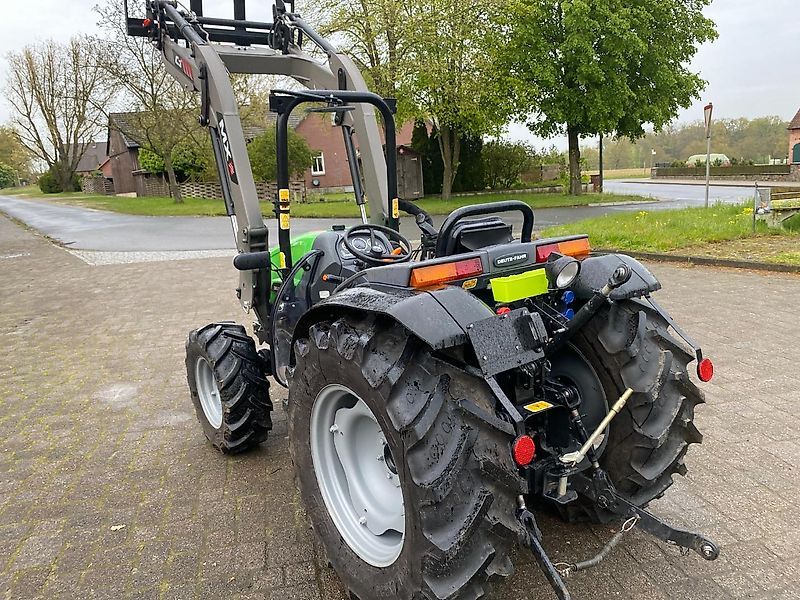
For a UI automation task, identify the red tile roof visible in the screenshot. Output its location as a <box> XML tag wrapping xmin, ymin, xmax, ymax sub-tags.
<box><xmin>789</xmin><ymin>108</ymin><xmax>800</xmax><ymax>130</ymax></box>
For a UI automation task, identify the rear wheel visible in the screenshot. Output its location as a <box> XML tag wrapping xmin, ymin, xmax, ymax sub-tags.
<box><xmin>560</xmin><ymin>298</ymin><xmax>705</xmax><ymax>520</ymax></box>
<box><xmin>186</xmin><ymin>322</ymin><xmax>273</xmax><ymax>454</ymax></box>
<box><xmin>288</xmin><ymin>315</ymin><xmax>527</xmax><ymax>600</ymax></box>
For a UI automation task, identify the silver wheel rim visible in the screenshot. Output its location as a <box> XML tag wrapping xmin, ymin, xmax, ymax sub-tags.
<box><xmin>195</xmin><ymin>357</ymin><xmax>223</xmax><ymax>429</ymax></box>
<box><xmin>310</xmin><ymin>384</ymin><xmax>405</xmax><ymax>567</ymax></box>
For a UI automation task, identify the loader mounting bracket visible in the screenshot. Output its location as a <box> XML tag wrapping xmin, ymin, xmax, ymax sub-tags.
<box><xmin>573</xmin><ymin>470</ymin><xmax>721</xmax><ymax>561</ymax></box>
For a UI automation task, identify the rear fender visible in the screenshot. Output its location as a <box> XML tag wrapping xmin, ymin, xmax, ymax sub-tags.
<box><xmin>292</xmin><ymin>284</ymin><xmax>494</xmax><ymax>352</ymax></box>
<box><xmin>573</xmin><ymin>254</ymin><xmax>661</xmax><ymax>301</ymax></box>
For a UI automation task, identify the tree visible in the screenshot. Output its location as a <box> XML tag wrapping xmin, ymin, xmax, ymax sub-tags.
<box><xmin>138</xmin><ymin>143</ymin><xmax>212</xmax><ymax>182</ymax></box>
<box><xmin>403</xmin><ymin>0</ymin><xmax>509</xmax><ymax>199</ymax></box>
<box><xmin>0</xmin><ymin>127</ymin><xmax>34</xmax><ymax>181</ymax></box>
<box><xmin>5</xmin><ymin>38</ymin><xmax>112</xmax><ymax>191</ymax></box>
<box><xmin>304</xmin><ymin>0</ymin><xmax>411</xmax><ymax>113</ymax></box>
<box><xmin>248</xmin><ymin>127</ymin><xmax>315</xmax><ymax>181</ymax></box>
<box><xmin>94</xmin><ymin>1</ymin><xmax>203</xmax><ymax>203</ymax></box>
<box><xmin>482</xmin><ymin>140</ymin><xmax>534</xmax><ymax>189</ymax></box>
<box><xmin>502</xmin><ymin>0</ymin><xmax>717</xmax><ymax>194</ymax></box>
<box><xmin>0</xmin><ymin>163</ymin><xmax>16</xmax><ymax>189</ymax></box>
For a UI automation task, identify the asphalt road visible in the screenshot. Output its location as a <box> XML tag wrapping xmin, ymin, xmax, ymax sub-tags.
<box><xmin>0</xmin><ymin>180</ymin><xmax>759</xmax><ymax>252</ymax></box>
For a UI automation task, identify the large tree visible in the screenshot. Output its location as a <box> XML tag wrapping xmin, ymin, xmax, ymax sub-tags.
<box><xmin>402</xmin><ymin>0</ymin><xmax>508</xmax><ymax>199</ymax></box>
<box><xmin>5</xmin><ymin>38</ymin><xmax>112</xmax><ymax>191</ymax></box>
<box><xmin>308</xmin><ymin>0</ymin><xmax>507</xmax><ymax>199</ymax></box>
<box><xmin>502</xmin><ymin>0</ymin><xmax>717</xmax><ymax>194</ymax></box>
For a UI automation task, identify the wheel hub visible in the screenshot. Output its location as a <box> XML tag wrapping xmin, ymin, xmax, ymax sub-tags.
<box><xmin>195</xmin><ymin>357</ymin><xmax>223</xmax><ymax>429</ymax></box>
<box><xmin>310</xmin><ymin>385</ymin><xmax>405</xmax><ymax>567</ymax></box>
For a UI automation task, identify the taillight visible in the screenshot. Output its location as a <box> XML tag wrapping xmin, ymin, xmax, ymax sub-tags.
<box><xmin>536</xmin><ymin>237</ymin><xmax>591</xmax><ymax>262</ymax></box>
<box><xmin>512</xmin><ymin>435</ymin><xmax>536</xmax><ymax>466</ymax></box>
<box><xmin>410</xmin><ymin>257</ymin><xmax>483</xmax><ymax>288</ymax></box>
<box><xmin>697</xmin><ymin>358</ymin><xmax>714</xmax><ymax>382</ymax></box>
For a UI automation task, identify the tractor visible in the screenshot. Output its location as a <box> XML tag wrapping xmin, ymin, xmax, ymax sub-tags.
<box><xmin>126</xmin><ymin>2</ymin><xmax>720</xmax><ymax>598</ymax></box>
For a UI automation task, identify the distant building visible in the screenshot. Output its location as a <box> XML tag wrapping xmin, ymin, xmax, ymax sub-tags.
<box><xmin>687</xmin><ymin>153</ymin><xmax>731</xmax><ymax>167</ymax></box>
<box><xmin>789</xmin><ymin>108</ymin><xmax>800</xmax><ymax>165</ymax></box>
<box><xmin>69</xmin><ymin>141</ymin><xmax>109</xmax><ymax>175</ymax></box>
<box><xmin>105</xmin><ymin>111</ymin><xmax>421</xmax><ymax>197</ymax></box>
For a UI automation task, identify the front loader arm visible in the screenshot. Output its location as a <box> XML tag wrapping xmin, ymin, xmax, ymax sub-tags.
<box><xmin>131</xmin><ymin>0</ymin><xmax>393</xmax><ymax>321</ymax></box>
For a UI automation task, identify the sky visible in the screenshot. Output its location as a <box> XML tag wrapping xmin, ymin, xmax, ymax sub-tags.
<box><xmin>0</xmin><ymin>0</ymin><xmax>797</xmax><ymax>149</ymax></box>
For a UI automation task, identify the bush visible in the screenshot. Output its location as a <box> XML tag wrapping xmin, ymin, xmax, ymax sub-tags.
<box><xmin>38</xmin><ymin>166</ymin><xmax>80</xmax><ymax>193</ymax></box>
<box><xmin>482</xmin><ymin>140</ymin><xmax>533</xmax><ymax>190</ymax></box>
<box><xmin>0</xmin><ymin>162</ymin><xmax>15</xmax><ymax>189</ymax></box>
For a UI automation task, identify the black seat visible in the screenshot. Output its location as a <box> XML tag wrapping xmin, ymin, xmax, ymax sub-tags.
<box><xmin>439</xmin><ymin>216</ymin><xmax>513</xmax><ymax>257</ymax></box>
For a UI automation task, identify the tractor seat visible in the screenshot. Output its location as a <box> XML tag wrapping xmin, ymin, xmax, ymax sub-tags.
<box><xmin>439</xmin><ymin>216</ymin><xmax>514</xmax><ymax>257</ymax></box>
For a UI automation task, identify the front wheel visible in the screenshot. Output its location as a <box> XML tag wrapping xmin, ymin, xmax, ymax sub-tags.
<box><xmin>288</xmin><ymin>315</ymin><xmax>527</xmax><ymax>600</ymax></box>
<box><xmin>185</xmin><ymin>322</ymin><xmax>273</xmax><ymax>453</ymax></box>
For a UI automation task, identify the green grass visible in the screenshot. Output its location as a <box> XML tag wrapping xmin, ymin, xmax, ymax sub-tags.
<box><xmin>11</xmin><ymin>186</ymin><xmax>647</xmax><ymax>218</ymax></box>
<box><xmin>543</xmin><ymin>203</ymin><xmax>800</xmax><ymax>265</ymax></box>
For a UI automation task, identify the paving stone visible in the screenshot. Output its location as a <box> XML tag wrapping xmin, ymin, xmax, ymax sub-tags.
<box><xmin>2</xmin><ymin>213</ymin><xmax>799</xmax><ymax>599</ymax></box>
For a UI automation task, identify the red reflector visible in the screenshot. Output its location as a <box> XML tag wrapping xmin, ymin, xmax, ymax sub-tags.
<box><xmin>535</xmin><ymin>243</ymin><xmax>560</xmax><ymax>263</ymax></box>
<box><xmin>496</xmin><ymin>306</ymin><xmax>511</xmax><ymax>315</ymax></box>
<box><xmin>512</xmin><ymin>435</ymin><xmax>536</xmax><ymax>466</ymax></box>
<box><xmin>697</xmin><ymin>358</ymin><xmax>714</xmax><ymax>382</ymax></box>
<box><xmin>142</xmin><ymin>18</ymin><xmax>153</xmax><ymax>27</ymax></box>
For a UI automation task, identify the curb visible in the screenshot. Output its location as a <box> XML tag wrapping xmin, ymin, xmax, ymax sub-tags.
<box><xmin>596</xmin><ymin>248</ymin><xmax>800</xmax><ymax>274</ymax></box>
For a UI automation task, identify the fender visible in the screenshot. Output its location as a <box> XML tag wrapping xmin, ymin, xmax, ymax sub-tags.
<box><xmin>573</xmin><ymin>254</ymin><xmax>661</xmax><ymax>301</ymax></box>
<box><xmin>293</xmin><ymin>284</ymin><xmax>495</xmax><ymax>352</ymax></box>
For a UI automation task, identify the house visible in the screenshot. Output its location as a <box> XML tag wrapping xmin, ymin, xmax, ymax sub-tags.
<box><xmin>296</xmin><ymin>114</ymin><xmax>417</xmax><ymax>194</ymax></box>
<box><xmin>70</xmin><ymin>141</ymin><xmax>109</xmax><ymax>175</ymax></box>
<box><xmin>789</xmin><ymin>108</ymin><xmax>800</xmax><ymax>165</ymax></box>
<box><xmin>105</xmin><ymin>110</ymin><xmax>422</xmax><ymax>197</ymax></box>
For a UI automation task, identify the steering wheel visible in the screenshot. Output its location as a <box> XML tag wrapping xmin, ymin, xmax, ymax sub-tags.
<box><xmin>343</xmin><ymin>224</ymin><xmax>413</xmax><ymax>266</ymax></box>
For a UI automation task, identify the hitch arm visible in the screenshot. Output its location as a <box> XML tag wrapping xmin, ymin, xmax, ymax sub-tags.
<box><xmin>516</xmin><ymin>498</ymin><xmax>572</xmax><ymax>600</ymax></box>
<box><xmin>573</xmin><ymin>472</ymin><xmax>720</xmax><ymax>561</ymax></box>
<box><xmin>603</xmin><ymin>491</ymin><xmax>720</xmax><ymax>560</ymax></box>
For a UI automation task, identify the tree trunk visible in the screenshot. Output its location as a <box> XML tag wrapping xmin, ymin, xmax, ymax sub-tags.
<box><xmin>438</xmin><ymin>125</ymin><xmax>460</xmax><ymax>201</ymax></box>
<box><xmin>163</xmin><ymin>152</ymin><xmax>183</xmax><ymax>204</ymax></box>
<box><xmin>567</xmin><ymin>125</ymin><xmax>582</xmax><ymax>196</ymax></box>
<box><xmin>55</xmin><ymin>162</ymin><xmax>75</xmax><ymax>192</ymax></box>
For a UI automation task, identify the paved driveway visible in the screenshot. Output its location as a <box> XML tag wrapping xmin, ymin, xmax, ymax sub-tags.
<box><xmin>1</xmin><ymin>214</ymin><xmax>798</xmax><ymax>599</ymax></box>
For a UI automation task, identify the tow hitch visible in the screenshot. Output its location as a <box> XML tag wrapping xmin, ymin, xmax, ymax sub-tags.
<box><xmin>516</xmin><ymin>496</ymin><xmax>572</xmax><ymax>600</ymax></box>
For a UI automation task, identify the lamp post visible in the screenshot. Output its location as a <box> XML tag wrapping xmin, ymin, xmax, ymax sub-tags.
<box><xmin>704</xmin><ymin>102</ymin><xmax>713</xmax><ymax>209</ymax></box>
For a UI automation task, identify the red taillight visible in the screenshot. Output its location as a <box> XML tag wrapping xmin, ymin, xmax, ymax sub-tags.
<box><xmin>410</xmin><ymin>257</ymin><xmax>483</xmax><ymax>288</ymax></box>
<box><xmin>536</xmin><ymin>237</ymin><xmax>591</xmax><ymax>262</ymax></box>
<box><xmin>512</xmin><ymin>435</ymin><xmax>536</xmax><ymax>466</ymax></box>
<box><xmin>697</xmin><ymin>358</ymin><xmax>714</xmax><ymax>382</ymax></box>
<box><xmin>496</xmin><ymin>306</ymin><xmax>511</xmax><ymax>315</ymax></box>
<box><xmin>535</xmin><ymin>243</ymin><xmax>560</xmax><ymax>262</ymax></box>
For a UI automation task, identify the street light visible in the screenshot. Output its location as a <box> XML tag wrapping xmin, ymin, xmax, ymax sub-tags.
<box><xmin>704</xmin><ymin>102</ymin><xmax>713</xmax><ymax>209</ymax></box>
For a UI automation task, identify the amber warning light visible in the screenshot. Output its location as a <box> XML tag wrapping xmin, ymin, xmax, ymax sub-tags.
<box><xmin>410</xmin><ymin>257</ymin><xmax>483</xmax><ymax>288</ymax></box>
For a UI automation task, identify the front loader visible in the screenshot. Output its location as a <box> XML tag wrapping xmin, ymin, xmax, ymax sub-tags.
<box><xmin>127</xmin><ymin>2</ymin><xmax>720</xmax><ymax>598</ymax></box>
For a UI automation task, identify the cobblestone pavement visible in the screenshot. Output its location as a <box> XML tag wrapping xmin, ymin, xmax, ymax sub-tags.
<box><xmin>1</xmin><ymin>214</ymin><xmax>799</xmax><ymax>600</ymax></box>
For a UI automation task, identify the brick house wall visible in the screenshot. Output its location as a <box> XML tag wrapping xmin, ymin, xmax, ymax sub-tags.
<box><xmin>296</xmin><ymin>114</ymin><xmax>415</xmax><ymax>192</ymax></box>
<box><xmin>789</xmin><ymin>108</ymin><xmax>800</xmax><ymax>164</ymax></box>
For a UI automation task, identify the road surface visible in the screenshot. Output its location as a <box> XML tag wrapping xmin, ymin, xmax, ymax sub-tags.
<box><xmin>0</xmin><ymin>180</ymin><xmax>758</xmax><ymax>253</ymax></box>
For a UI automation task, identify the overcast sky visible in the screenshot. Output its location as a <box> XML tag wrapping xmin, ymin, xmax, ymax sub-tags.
<box><xmin>1</xmin><ymin>0</ymin><xmax>797</xmax><ymax>148</ymax></box>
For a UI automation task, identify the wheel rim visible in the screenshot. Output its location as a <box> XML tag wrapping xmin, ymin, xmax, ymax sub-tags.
<box><xmin>310</xmin><ymin>384</ymin><xmax>405</xmax><ymax>567</ymax></box>
<box><xmin>195</xmin><ymin>357</ymin><xmax>223</xmax><ymax>429</ymax></box>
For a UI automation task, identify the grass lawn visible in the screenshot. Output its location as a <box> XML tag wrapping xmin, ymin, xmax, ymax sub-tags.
<box><xmin>5</xmin><ymin>186</ymin><xmax>649</xmax><ymax>218</ymax></box>
<box><xmin>587</xmin><ymin>168</ymin><xmax>651</xmax><ymax>180</ymax></box>
<box><xmin>543</xmin><ymin>203</ymin><xmax>800</xmax><ymax>266</ymax></box>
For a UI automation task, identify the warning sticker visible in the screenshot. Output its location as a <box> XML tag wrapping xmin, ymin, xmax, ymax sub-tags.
<box><xmin>392</xmin><ymin>198</ymin><xmax>399</xmax><ymax>219</ymax></box>
<box><xmin>523</xmin><ymin>401</ymin><xmax>554</xmax><ymax>414</ymax></box>
<box><xmin>279</xmin><ymin>252</ymin><xmax>286</xmax><ymax>269</ymax></box>
<box><xmin>279</xmin><ymin>188</ymin><xmax>290</xmax><ymax>201</ymax></box>
<box><xmin>462</xmin><ymin>278</ymin><xmax>478</xmax><ymax>290</ymax></box>
<box><xmin>279</xmin><ymin>213</ymin><xmax>290</xmax><ymax>230</ymax></box>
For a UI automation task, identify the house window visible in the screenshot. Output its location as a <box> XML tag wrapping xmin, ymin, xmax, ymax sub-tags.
<box><xmin>312</xmin><ymin>153</ymin><xmax>325</xmax><ymax>175</ymax></box>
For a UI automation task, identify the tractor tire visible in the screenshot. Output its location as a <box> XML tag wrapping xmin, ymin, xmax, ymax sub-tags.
<box><xmin>288</xmin><ymin>315</ymin><xmax>527</xmax><ymax>600</ymax></box>
<box><xmin>185</xmin><ymin>322</ymin><xmax>272</xmax><ymax>454</ymax></box>
<box><xmin>565</xmin><ymin>297</ymin><xmax>705</xmax><ymax>520</ymax></box>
